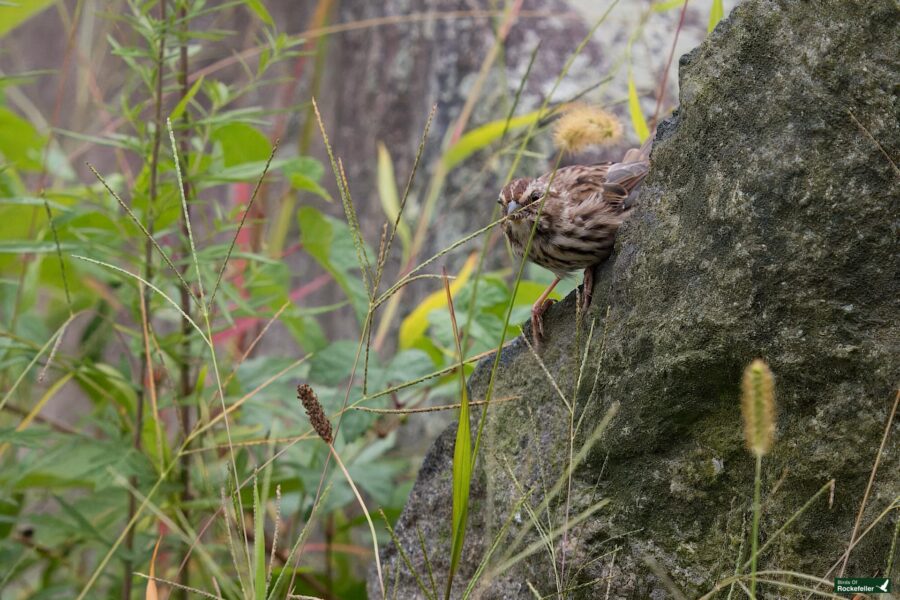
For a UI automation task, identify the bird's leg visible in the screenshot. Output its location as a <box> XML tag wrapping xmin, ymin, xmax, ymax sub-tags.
<box><xmin>531</xmin><ymin>276</ymin><xmax>561</xmax><ymax>346</ymax></box>
<box><xmin>581</xmin><ymin>265</ymin><xmax>595</xmax><ymax>315</ymax></box>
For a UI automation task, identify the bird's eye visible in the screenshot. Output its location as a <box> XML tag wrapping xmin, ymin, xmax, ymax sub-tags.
<box><xmin>529</xmin><ymin>190</ymin><xmax>543</xmax><ymax>202</ymax></box>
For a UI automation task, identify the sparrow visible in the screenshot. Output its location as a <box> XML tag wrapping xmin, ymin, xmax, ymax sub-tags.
<box><xmin>498</xmin><ymin>142</ymin><xmax>651</xmax><ymax>344</ymax></box>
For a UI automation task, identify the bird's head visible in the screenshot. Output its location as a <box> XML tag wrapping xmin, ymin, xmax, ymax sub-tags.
<box><xmin>498</xmin><ymin>177</ymin><xmax>547</xmax><ymax>221</ymax></box>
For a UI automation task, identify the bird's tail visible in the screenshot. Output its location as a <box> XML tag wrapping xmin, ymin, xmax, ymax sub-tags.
<box><xmin>606</xmin><ymin>136</ymin><xmax>654</xmax><ymax>209</ymax></box>
<box><xmin>621</xmin><ymin>135</ymin><xmax>654</xmax><ymax>164</ymax></box>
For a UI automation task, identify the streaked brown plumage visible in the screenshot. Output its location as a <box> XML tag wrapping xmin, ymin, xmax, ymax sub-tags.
<box><xmin>499</xmin><ymin>143</ymin><xmax>651</xmax><ymax>342</ymax></box>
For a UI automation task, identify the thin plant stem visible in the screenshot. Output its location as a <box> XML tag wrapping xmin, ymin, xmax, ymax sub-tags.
<box><xmin>329</xmin><ymin>444</ymin><xmax>385</xmax><ymax>598</ymax></box>
<box><xmin>838</xmin><ymin>388</ymin><xmax>899</xmax><ymax>575</ymax></box>
<box><xmin>42</xmin><ymin>197</ymin><xmax>73</xmax><ymax>315</ymax></box>
<box><xmin>750</xmin><ymin>453</ymin><xmax>763</xmax><ymax>599</ymax></box>
<box><xmin>743</xmin><ymin>479</ymin><xmax>835</xmax><ymax>571</ymax></box>
<box><xmin>208</xmin><ymin>139</ymin><xmax>280</xmax><ymax>310</ymax></box>
<box><xmin>352</xmin><ymin>395</ymin><xmax>520</xmax><ymax>414</ymax></box>
<box><xmin>378</xmin><ymin>510</ymin><xmax>436</xmax><ymax>600</ymax></box>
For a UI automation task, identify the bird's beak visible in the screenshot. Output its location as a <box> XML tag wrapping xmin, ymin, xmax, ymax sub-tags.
<box><xmin>506</xmin><ymin>201</ymin><xmax>520</xmax><ymax>217</ymax></box>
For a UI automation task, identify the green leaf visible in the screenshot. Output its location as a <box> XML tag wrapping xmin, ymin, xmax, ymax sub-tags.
<box><xmin>76</xmin><ymin>363</ymin><xmax>138</xmax><ymax>414</ymax></box>
<box><xmin>169</xmin><ymin>75</ymin><xmax>204</xmax><ymax>121</ymax></box>
<box><xmin>0</xmin><ymin>107</ymin><xmax>45</xmax><ymax>170</ymax></box>
<box><xmin>212</xmin><ymin>122</ymin><xmax>272</xmax><ymax>167</ymax></box>
<box><xmin>281</xmin><ymin>309</ymin><xmax>328</xmax><ymax>352</ymax></box>
<box><xmin>708</xmin><ymin>0</ymin><xmax>724</xmax><ymax>32</ymax></box>
<box><xmin>244</xmin><ymin>0</ymin><xmax>274</xmax><ymax>26</ymax></box>
<box><xmin>284</xmin><ymin>156</ymin><xmax>331</xmax><ymax>201</ymax></box>
<box><xmin>289</xmin><ymin>173</ymin><xmax>332</xmax><ymax>201</ymax></box>
<box><xmin>0</xmin><ymin>428</ymin><xmax>49</xmax><ymax>449</ymax></box>
<box><xmin>297</xmin><ymin>206</ymin><xmax>369</xmax><ymax>322</ymax></box>
<box><xmin>0</xmin><ymin>0</ymin><xmax>54</xmax><ymax>39</ymax></box>
<box><xmin>442</xmin><ymin>109</ymin><xmax>547</xmax><ymax>171</ymax></box>
<box><xmin>447</xmin><ymin>366</ymin><xmax>472</xmax><ymax>598</ymax></box>
<box><xmin>628</xmin><ymin>72</ymin><xmax>650</xmax><ymax>143</ymax></box>
<box><xmin>376</xmin><ymin>142</ymin><xmax>410</xmax><ymax>259</ymax></box>
<box><xmin>308</xmin><ymin>340</ymin><xmax>359</xmax><ymax>386</ymax></box>
<box><xmin>6</xmin><ymin>437</ymin><xmax>142</xmax><ymax>491</ymax></box>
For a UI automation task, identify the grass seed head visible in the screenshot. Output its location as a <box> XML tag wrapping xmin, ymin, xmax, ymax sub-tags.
<box><xmin>553</xmin><ymin>104</ymin><xmax>623</xmax><ymax>154</ymax></box>
<box><xmin>297</xmin><ymin>383</ymin><xmax>333</xmax><ymax>444</ymax></box>
<box><xmin>741</xmin><ymin>359</ymin><xmax>776</xmax><ymax>457</ymax></box>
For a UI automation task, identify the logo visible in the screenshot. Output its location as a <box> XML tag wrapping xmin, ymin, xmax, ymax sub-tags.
<box><xmin>834</xmin><ymin>578</ymin><xmax>891</xmax><ymax>594</ymax></box>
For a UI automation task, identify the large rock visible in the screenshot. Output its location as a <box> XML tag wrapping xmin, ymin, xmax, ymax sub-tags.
<box><xmin>373</xmin><ymin>0</ymin><xmax>899</xmax><ymax>597</ymax></box>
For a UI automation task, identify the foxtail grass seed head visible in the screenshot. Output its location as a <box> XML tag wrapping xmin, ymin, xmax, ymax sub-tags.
<box><xmin>297</xmin><ymin>384</ymin><xmax>333</xmax><ymax>444</ymax></box>
<box><xmin>741</xmin><ymin>359</ymin><xmax>776</xmax><ymax>457</ymax></box>
<box><xmin>553</xmin><ymin>104</ymin><xmax>623</xmax><ymax>154</ymax></box>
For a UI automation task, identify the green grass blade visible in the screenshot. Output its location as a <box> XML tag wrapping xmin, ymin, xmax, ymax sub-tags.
<box><xmin>443</xmin><ymin>270</ymin><xmax>472</xmax><ymax>600</ymax></box>
<box><xmin>267</xmin><ymin>484</ymin><xmax>331</xmax><ymax>599</ymax></box>
<box><xmin>253</xmin><ymin>478</ymin><xmax>266</xmax><ymax>599</ymax></box>
<box><xmin>379</xmin><ymin>510</ymin><xmax>436</xmax><ymax>600</ymax></box>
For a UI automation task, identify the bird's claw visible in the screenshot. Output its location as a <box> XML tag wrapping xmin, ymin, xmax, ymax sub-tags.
<box><xmin>580</xmin><ymin>266</ymin><xmax>595</xmax><ymax>316</ymax></box>
<box><xmin>580</xmin><ymin>285</ymin><xmax>592</xmax><ymax>315</ymax></box>
<box><xmin>530</xmin><ymin>298</ymin><xmax>557</xmax><ymax>348</ymax></box>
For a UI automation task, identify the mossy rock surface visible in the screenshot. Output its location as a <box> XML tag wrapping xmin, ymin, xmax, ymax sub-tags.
<box><xmin>372</xmin><ymin>0</ymin><xmax>899</xmax><ymax>597</ymax></box>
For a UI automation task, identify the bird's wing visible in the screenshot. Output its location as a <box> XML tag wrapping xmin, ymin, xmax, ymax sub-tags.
<box><xmin>537</xmin><ymin>164</ymin><xmax>611</xmax><ymax>204</ymax></box>
<box><xmin>603</xmin><ymin>160</ymin><xmax>650</xmax><ymax>209</ymax></box>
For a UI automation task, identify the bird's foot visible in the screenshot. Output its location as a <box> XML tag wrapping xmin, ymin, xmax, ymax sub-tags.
<box><xmin>581</xmin><ymin>266</ymin><xmax>595</xmax><ymax>315</ymax></box>
<box><xmin>531</xmin><ymin>297</ymin><xmax>557</xmax><ymax>348</ymax></box>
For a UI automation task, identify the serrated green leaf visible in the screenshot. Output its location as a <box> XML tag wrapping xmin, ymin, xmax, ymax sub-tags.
<box><xmin>308</xmin><ymin>340</ymin><xmax>359</xmax><ymax>386</ymax></box>
<box><xmin>628</xmin><ymin>72</ymin><xmax>650</xmax><ymax>143</ymax></box>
